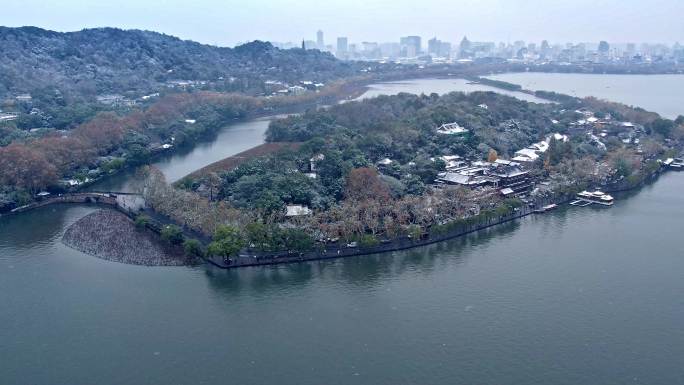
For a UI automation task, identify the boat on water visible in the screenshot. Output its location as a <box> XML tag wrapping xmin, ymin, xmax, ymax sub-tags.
<box><xmin>577</xmin><ymin>190</ymin><xmax>614</xmax><ymax>206</ymax></box>
<box><xmin>535</xmin><ymin>203</ymin><xmax>558</xmax><ymax>213</ymax></box>
<box><xmin>663</xmin><ymin>157</ymin><xmax>684</xmax><ymax>170</ymax></box>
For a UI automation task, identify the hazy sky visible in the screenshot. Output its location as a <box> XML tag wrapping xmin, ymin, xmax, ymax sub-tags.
<box><xmin>2</xmin><ymin>0</ymin><xmax>682</xmax><ymax>47</ymax></box>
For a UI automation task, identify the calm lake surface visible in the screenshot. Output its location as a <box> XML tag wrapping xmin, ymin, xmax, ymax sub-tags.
<box><xmin>2</xmin><ymin>75</ymin><xmax>684</xmax><ymax>385</ymax></box>
<box><xmin>88</xmin><ymin>117</ymin><xmax>272</xmax><ymax>192</ymax></box>
<box><xmin>487</xmin><ymin>72</ymin><xmax>684</xmax><ymax>119</ymax></box>
<box><xmin>358</xmin><ymin>77</ymin><xmax>551</xmax><ymax>104</ymax></box>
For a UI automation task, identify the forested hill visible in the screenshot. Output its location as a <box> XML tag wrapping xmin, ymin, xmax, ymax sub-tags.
<box><xmin>0</xmin><ymin>26</ymin><xmax>356</xmax><ymax>99</ymax></box>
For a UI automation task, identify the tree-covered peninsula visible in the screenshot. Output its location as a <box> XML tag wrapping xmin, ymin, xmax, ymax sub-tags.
<box><xmin>150</xmin><ymin>91</ymin><xmax>683</xmax><ymax>260</ymax></box>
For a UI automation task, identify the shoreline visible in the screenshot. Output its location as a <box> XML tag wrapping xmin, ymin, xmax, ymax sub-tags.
<box><xmin>2</xmin><ymin>144</ymin><xmax>675</xmax><ymax>269</ymax></box>
<box><xmin>4</xmin><ymin>72</ymin><xmax>681</xmax><ymax>268</ymax></box>
<box><xmin>205</xmin><ymin>167</ymin><xmax>672</xmax><ymax>270</ymax></box>
<box><xmin>205</xmin><ymin>204</ymin><xmax>540</xmax><ymax>269</ymax></box>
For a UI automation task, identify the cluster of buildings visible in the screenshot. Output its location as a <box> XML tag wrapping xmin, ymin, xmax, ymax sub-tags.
<box><xmin>367</xmin><ymin>121</ymin><xmax>549</xmax><ymax>198</ymax></box>
<box><xmin>96</xmin><ymin>80</ymin><xmax>214</xmax><ymax>107</ymax></box>
<box><xmin>512</xmin><ymin>133</ymin><xmax>568</xmax><ymax>163</ymax></box>
<box><xmin>430</xmin><ymin>105</ymin><xmax>651</xmax><ymax>200</ymax></box>
<box><xmin>96</xmin><ymin>94</ymin><xmax>137</xmax><ymax>107</ymax></box>
<box><xmin>435</xmin><ymin>156</ymin><xmax>532</xmax><ymax>197</ymax></box>
<box><xmin>568</xmin><ymin>108</ymin><xmax>648</xmax><ymax>151</ymax></box>
<box><xmin>165</xmin><ymin>80</ymin><xmax>209</xmax><ymax>89</ymax></box>
<box><xmin>436</xmin><ymin>122</ymin><xmax>469</xmax><ymax>135</ymax></box>
<box><xmin>0</xmin><ymin>94</ymin><xmax>35</xmax><ymax>122</ymax></box>
<box><xmin>430</xmin><ymin>120</ymin><xmax>535</xmax><ymax>197</ymax></box>
<box><xmin>95</xmin><ymin>92</ymin><xmax>167</xmax><ymax>107</ymax></box>
<box><xmin>275</xmin><ymin>31</ymin><xmax>684</xmax><ymax>66</ymax></box>
<box><xmin>265</xmin><ymin>80</ymin><xmax>325</xmax><ymax>97</ymax></box>
<box><xmin>0</xmin><ymin>111</ymin><xmax>18</xmax><ymax>122</ymax></box>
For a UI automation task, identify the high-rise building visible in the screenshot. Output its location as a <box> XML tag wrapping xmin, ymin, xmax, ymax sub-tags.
<box><xmin>513</xmin><ymin>40</ymin><xmax>525</xmax><ymax>51</ymax></box>
<box><xmin>337</xmin><ymin>37</ymin><xmax>348</xmax><ymax>54</ymax></box>
<box><xmin>428</xmin><ymin>37</ymin><xmax>440</xmax><ymax>56</ymax></box>
<box><xmin>540</xmin><ymin>40</ymin><xmax>551</xmax><ymax>58</ymax></box>
<box><xmin>362</xmin><ymin>42</ymin><xmax>377</xmax><ymax>51</ymax></box>
<box><xmin>459</xmin><ymin>36</ymin><xmax>472</xmax><ymax>58</ymax></box>
<box><xmin>440</xmin><ymin>42</ymin><xmax>452</xmax><ymax>58</ymax></box>
<box><xmin>380</xmin><ymin>42</ymin><xmax>401</xmax><ymax>58</ymax></box>
<box><xmin>361</xmin><ymin>42</ymin><xmax>380</xmax><ymax>59</ymax></box>
<box><xmin>427</xmin><ymin>37</ymin><xmax>451</xmax><ymax>57</ymax></box>
<box><xmin>316</xmin><ymin>30</ymin><xmax>324</xmax><ymax>49</ymax></box>
<box><xmin>626</xmin><ymin>43</ymin><xmax>636</xmax><ymax>55</ymax></box>
<box><xmin>400</xmin><ymin>36</ymin><xmax>421</xmax><ymax>57</ymax></box>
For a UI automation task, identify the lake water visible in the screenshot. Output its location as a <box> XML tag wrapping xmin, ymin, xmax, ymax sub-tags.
<box><xmin>88</xmin><ymin>117</ymin><xmax>272</xmax><ymax>192</ymax></box>
<box><xmin>2</xmin><ymin>75</ymin><xmax>684</xmax><ymax>385</ymax></box>
<box><xmin>486</xmin><ymin>72</ymin><xmax>684</xmax><ymax>119</ymax></box>
<box><xmin>358</xmin><ymin>77</ymin><xmax>551</xmax><ymax>104</ymax></box>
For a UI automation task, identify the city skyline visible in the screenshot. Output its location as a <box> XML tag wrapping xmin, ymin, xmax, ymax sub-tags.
<box><xmin>280</xmin><ymin>31</ymin><xmax>681</xmax><ymax>65</ymax></box>
<box><xmin>1</xmin><ymin>0</ymin><xmax>683</xmax><ymax>47</ymax></box>
<box><xmin>281</xmin><ymin>32</ymin><xmax>679</xmax><ymax>51</ymax></box>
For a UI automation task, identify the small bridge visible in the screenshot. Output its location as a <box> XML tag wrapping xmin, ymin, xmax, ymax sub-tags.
<box><xmin>6</xmin><ymin>192</ymin><xmax>146</xmax><ymax>216</ymax></box>
<box><xmin>87</xmin><ymin>190</ymin><xmax>142</xmax><ymax>196</ymax></box>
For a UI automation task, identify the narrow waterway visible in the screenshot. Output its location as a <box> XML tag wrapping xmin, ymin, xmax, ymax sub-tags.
<box><xmin>2</xmin><ymin>75</ymin><xmax>684</xmax><ymax>385</ymax></box>
<box><xmin>87</xmin><ymin>116</ymin><xmax>272</xmax><ymax>192</ymax></box>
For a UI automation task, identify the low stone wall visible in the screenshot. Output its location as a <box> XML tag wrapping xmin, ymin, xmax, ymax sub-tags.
<box><xmin>208</xmin><ymin>206</ymin><xmax>537</xmax><ymax>269</ymax></box>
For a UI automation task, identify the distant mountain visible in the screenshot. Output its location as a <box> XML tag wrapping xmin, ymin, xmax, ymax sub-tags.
<box><xmin>0</xmin><ymin>27</ymin><xmax>357</xmax><ymax>100</ymax></box>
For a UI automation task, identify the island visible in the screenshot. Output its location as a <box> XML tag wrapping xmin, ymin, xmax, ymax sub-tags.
<box><xmin>140</xmin><ymin>90</ymin><xmax>683</xmax><ymax>267</ymax></box>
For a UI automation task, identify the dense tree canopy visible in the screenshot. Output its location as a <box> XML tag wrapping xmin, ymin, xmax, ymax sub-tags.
<box><xmin>0</xmin><ymin>27</ymin><xmax>359</xmax><ymax>102</ymax></box>
<box><xmin>207</xmin><ymin>225</ymin><xmax>245</xmax><ymax>258</ymax></box>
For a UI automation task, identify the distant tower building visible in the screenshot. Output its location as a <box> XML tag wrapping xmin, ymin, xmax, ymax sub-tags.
<box><xmin>361</xmin><ymin>42</ymin><xmax>380</xmax><ymax>58</ymax></box>
<box><xmin>337</xmin><ymin>37</ymin><xmax>348</xmax><ymax>55</ymax></box>
<box><xmin>459</xmin><ymin>36</ymin><xmax>472</xmax><ymax>58</ymax></box>
<box><xmin>428</xmin><ymin>37</ymin><xmax>440</xmax><ymax>56</ymax></box>
<box><xmin>516</xmin><ymin>47</ymin><xmax>528</xmax><ymax>59</ymax></box>
<box><xmin>626</xmin><ymin>43</ymin><xmax>636</xmax><ymax>55</ymax></box>
<box><xmin>380</xmin><ymin>42</ymin><xmax>401</xmax><ymax>58</ymax></box>
<box><xmin>426</xmin><ymin>37</ymin><xmax>450</xmax><ymax>58</ymax></box>
<box><xmin>440</xmin><ymin>41</ymin><xmax>452</xmax><ymax>58</ymax></box>
<box><xmin>598</xmin><ymin>40</ymin><xmax>610</xmax><ymax>62</ymax></box>
<box><xmin>302</xmin><ymin>39</ymin><xmax>306</xmax><ymax>50</ymax></box>
<box><xmin>540</xmin><ymin>40</ymin><xmax>550</xmax><ymax>58</ymax></box>
<box><xmin>316</xmin><ymin>30</ymin><xmax>324</xmax><ymax>49</ymax></box>
<box><xmin>400</xmin><ymin>36</ymin><xmax>421</xmax><ymax>57</ymax></box>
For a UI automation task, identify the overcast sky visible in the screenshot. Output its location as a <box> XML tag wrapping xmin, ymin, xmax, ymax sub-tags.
<box><xmin>1</xmin><ymin>0</ymin><xmax>682</xmax><ymax>47</ymax></box>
